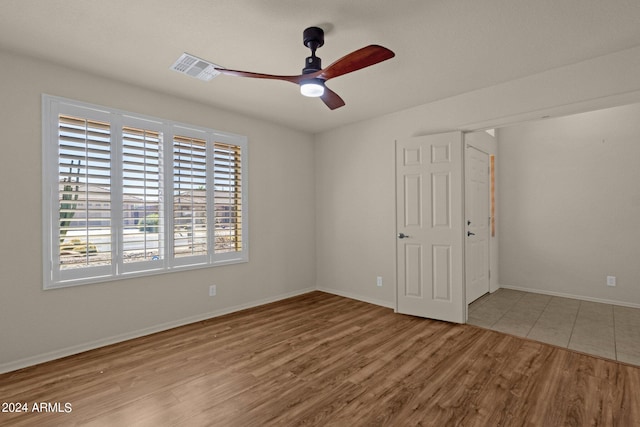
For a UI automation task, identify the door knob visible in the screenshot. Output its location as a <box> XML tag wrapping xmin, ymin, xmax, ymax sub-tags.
<box><xmin>467</xmin><ymin>231</ymin><xmax>475</xmax><ymax>236</ymax></box>
<box><xmin>397</xmin><ymin>233</ymin><xmax>410</xmax><ymax>239</ymax></box>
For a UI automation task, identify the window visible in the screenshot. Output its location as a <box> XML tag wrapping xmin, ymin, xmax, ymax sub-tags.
<box><xmin>42</xmin><ymin>95</ymin><xmax>248</xmax><ymax>289</ymax></box>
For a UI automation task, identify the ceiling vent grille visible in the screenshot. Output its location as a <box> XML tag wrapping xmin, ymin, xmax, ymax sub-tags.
<box><xmin>170</xmin><ymin>53</ymin><xmax>221</xmax><ymax>81</ymax></box>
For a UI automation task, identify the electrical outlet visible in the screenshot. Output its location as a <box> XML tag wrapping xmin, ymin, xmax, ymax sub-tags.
<box><xmin>209</xmin><ymin>285</ymin><xmax>217</xmax><ymax>296</ymax></box>
<box><xmin>606</xmin><ymin>276</ymin><xmax>616</xmax><ymax>287</ymax></box>
<box><xmin>376</xmin><ymin>276</ymin><xmax>383</xmax><ymax>287</ymax></box>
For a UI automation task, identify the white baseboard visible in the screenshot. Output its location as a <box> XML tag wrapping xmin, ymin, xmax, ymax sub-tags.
<box><xmin>0</xmin><ymin>287</ymin><xmax>315</xmax><ymax>375</ymax></box>
<box><xmin>317</xmin><ymin>287</ymin><xmax>395</xmax><ymax>309</ymax></box>
<box><xmin>499</xmin><ymin>284</ymin><xmax>640</xmax><ymax>309</ymax></box>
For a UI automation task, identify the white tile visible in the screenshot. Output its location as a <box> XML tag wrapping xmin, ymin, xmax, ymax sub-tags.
<box><xmin>466</xmin><ymin>290</ymin><xmax>640</xmax><ymax>366</ymax></box>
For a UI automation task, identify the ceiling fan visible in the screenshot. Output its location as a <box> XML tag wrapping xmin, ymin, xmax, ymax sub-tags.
<box><xmin>214</xmin><ymin>27</ymin><xmax>395</xmax><ymax>110</ymax></box>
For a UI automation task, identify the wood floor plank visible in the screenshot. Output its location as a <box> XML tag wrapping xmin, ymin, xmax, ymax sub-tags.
<box><xmin>1</xmin><ymin>291</ymin><xmax>638</xmax><ymax>426</ymax></box>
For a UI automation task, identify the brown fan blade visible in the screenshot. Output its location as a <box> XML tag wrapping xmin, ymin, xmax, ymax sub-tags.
<box><xmin>320</xmin><ymin>86</ymin><xmax>346</xmax><ymax>110</ymax></box>
<box><xmin>214</xmin><ymin>68</ymin><xmax>304</xmax><ymax>84</ymax></box>
<box><xmin>317</xmin><ymin>45</ymin><xmax>395</xmax><ymax>81</ymax></box>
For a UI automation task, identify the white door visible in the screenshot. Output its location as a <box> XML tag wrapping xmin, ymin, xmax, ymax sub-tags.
<box><xmin>396</xmin><ymin>132</ymin><xmax>465</xmax><ymax>323</ymax></box>
<box><xmin>465</xmin><ymin>145</ymin><xmax>490</xmax><ymax>303</ymax></box>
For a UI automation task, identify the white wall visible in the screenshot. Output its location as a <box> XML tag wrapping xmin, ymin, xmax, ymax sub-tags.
<box><xmin>0</xmin><ymin>50</ymin><xmax>316</xmax><ymax>373</ymax></box>
<box><xmin>315</xmin><ymin>45</ymin><xmax>640</xmax><ymax>308</ymax></box>
<box><xmin>497</xmin><ymin>104</ymin><xmax>640</xmax><ymax>306</ymax></box>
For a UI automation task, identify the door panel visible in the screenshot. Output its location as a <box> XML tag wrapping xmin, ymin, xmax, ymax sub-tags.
<box><xmin>432</xmin><ymin>172</ymin><xmax>450</xmax><ymax>227</ymax></box>
<box><xmin>465</xmin><ymin>145</ymin><xmax>490</xmax><ymax>303</ymax></box>
<box><xmin>404</xmin><ymin>244</ymin><xmax>422</xmax><ymax>297</ymax></box>
<box><xmin>432</xmin><ymin>245</ymin><xmax>451</xmax><ymax>300</ymax></box>
<box><xmin>404</xmin><ymin>175</ymin><xmax>422</xmax><ymax>226</ymax></box>
<box><xmin>396</xmin><ymin>132</ymin><xmax>464</xmax><ymax>323</ymax></box>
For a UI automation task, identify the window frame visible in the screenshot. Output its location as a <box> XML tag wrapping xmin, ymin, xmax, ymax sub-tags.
<box><xmin>42</xmin><ymin>95</ymin><xmax>248</xmax><ymax>289</ymax></box>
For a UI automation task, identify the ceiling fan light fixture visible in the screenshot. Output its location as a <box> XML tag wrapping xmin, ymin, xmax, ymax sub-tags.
<box><xmin>300</xmin><ymin>79</ymin><xmax>325</xmax><ymax>97</ymax></box>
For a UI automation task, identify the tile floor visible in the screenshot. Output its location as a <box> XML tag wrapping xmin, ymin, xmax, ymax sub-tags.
<box><xmin>468</xmin><ymin>288</ymin><xmax>640</xmax><ymax>366</ymax></box>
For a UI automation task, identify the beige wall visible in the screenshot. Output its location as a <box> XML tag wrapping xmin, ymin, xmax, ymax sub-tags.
<box><xmin>315</xmin><ymin>45</ymin><xmax>640</xmax><ymax>308</ymax></box>
<box><xmin>497</xmin><ymin>104</ymin><xmax>640</xmax><ymax>306</ymax></box>
<box><xmin>0</xmin><ymin>50</ymin><xmax>316</xmax><ymax>372</ymax></box>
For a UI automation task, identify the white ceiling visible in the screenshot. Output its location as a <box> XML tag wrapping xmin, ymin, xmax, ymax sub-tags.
<box><xmin>2</xmin><ymin>0</ymin><xmax>640</xmax><ymax>133</ymax></box>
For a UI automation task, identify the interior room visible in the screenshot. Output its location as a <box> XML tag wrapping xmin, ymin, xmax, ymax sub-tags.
<box><xmin>1</xmin><ymin>1</ymin><xmax>639</xmax><ymax>425</ymax></box>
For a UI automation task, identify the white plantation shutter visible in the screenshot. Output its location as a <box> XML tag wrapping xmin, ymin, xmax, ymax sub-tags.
<box><xmin>173</xmin><ymin>135</ymin><xmax>208</xmax><ymax>259</ymax></box>
<box><xmin>57</xmin><ymin>115</ymin><xmax>112</xmax><ymax>271</ymax></box>
<box><xmin>214</xmin><ymin>142</ymin><xmax>243</xmax><ymax>253</ymax></box>
<box><xmin>122</xmin><ymin>125</ymin><xmax>164</xmax><ymax>266</ymax></box>
<box><xmin>43</xmin><ymin>96</ymin><xmax>247</xmax><ymax>289</ymax></box>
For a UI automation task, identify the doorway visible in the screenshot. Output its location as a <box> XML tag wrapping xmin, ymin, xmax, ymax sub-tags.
<box><xmin>465</xmin><ymin>145</ymin><xmax>490</xmax><ymax>303</ymax></box>
<box><xmin>396</xmin><ymin>130</ymin><xmax>497</xmax><ymax>323</ymax></box>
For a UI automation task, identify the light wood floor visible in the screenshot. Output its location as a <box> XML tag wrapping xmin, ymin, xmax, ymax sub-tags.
<box><xmin>1</xmin><ymin>291</ymin><xmax>639</xmax><ymax>426</ymax></box>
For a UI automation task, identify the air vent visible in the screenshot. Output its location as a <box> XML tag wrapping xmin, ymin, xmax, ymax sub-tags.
<box><xmin>170</xmin><ymin>53</ymin><xmax>221</xmax><ymax>81</ymax></box>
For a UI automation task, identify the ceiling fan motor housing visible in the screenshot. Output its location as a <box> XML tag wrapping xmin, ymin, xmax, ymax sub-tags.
<box><xmin>303</xmin><ymin>56</ymin><xmax>322</xmax><ymax>74</ymax></box>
